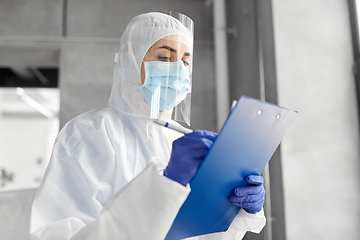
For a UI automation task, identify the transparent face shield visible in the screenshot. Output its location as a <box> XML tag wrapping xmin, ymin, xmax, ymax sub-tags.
<box><xmin>139</xmin><ymin>12</ymin><xmax>194</xmax><ymax>126</ymax></box>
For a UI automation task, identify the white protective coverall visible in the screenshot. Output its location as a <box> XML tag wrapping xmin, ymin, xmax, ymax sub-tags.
<box><xmin>30</xmin><ymin>12</ymin><xmax>266</xmax><ymax>240</ymax></box>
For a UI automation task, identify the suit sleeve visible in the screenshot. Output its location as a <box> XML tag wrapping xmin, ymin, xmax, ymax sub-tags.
<box><xmin>30</xmin><ymin>120</ymin><xmax>190</xmax><ymax>240</ymax></box>
<box><xmin>31</xmin><ymin>161</ymin><xmax>190</xmax><ymax>240</ymax></box>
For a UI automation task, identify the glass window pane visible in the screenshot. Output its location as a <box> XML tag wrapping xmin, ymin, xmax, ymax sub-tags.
<box><xmin>0</xmin><ymin>88</ymin><xmax>59</xmax><ymax>191</ymax></box>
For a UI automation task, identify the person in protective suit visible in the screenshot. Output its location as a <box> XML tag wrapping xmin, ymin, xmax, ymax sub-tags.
<box><xmin>30</xmin><ymin>12</ymin><xmax>266</xmax><ymax>240</ymax></box>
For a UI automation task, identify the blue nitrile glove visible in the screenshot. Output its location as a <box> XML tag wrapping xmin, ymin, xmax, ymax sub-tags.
<box><xmin>164</xmin><ymin>130</ymin><xmax>217</xmax><ymax>186</ymax></box>
<box><xmin>229</xmin><ymin>175</ymin><xmax>265</xmax><ymax>214</ymax></box>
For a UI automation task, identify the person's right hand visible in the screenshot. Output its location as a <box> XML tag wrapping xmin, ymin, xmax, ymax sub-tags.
<box><xmin>164</xmin><ymin>130</ymin><xmax>217</xmax><ymax>186</ymax></box>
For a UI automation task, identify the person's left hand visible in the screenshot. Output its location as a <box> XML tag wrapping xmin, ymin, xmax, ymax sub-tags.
<box><xmin>229</xmin><ymin>175</ymin><xmax>265</xmax><ymax>214</ymax></box>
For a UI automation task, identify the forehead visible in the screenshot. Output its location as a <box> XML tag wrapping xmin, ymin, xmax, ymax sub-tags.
<box><xmin>151</xmin><ymin>36</ymin><xmax>191</xmax><ymax>53</ymax></box>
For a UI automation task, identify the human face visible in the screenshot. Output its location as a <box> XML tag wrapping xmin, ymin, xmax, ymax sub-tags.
<box><xmin>140</xmin><ymin>37</ymin><xmax>191</xmax><ymax>84</ymax></box>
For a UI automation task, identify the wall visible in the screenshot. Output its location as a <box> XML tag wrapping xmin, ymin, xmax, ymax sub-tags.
<box><xmin>272</xmin><ymin>0</ymin><xmax>360</xmax><ymax>239</ymax></box>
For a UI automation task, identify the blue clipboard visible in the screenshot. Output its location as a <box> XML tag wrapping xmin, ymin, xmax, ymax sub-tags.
<box><xmin>165</xmin><ymin>96</ymin><xmax>297</xmax><ymax>240</ymax></box>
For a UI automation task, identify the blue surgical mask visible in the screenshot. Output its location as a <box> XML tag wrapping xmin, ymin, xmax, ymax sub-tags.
<box><xmin>139</xmin><ymin>61</ymin><xmax>191</xmax><ymax>110</ymax></box>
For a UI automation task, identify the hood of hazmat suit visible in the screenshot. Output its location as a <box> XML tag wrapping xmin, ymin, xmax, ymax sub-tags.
<box><xmin>110</xmin><ymin>11</ymin><xmax>194</xmax><ymax>125</ymax></box>
<box><xmin>30</xmin><ymin>11</ymin><xmax>265</xmax><ymax>240</ymax></box>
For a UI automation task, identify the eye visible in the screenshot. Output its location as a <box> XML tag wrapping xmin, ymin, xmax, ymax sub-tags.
<box><xmin>159</xmin><ymin>56</ymin><xmax>171</xmax><ymax>62</ymax></box>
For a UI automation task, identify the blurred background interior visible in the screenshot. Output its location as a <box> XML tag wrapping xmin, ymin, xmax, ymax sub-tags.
<box><xmin>0</xmin><ymin>0</ymin><xmax>360</xmax><ymax>239</ymax></box>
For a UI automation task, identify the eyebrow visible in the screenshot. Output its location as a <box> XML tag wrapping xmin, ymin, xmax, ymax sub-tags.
<box><xmin>158</xmin><ymin>45</ymin><xmax>191</xmax><ymax>57</ymax></box>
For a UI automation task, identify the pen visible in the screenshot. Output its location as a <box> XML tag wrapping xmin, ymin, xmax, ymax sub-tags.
<box><xmin>153</xmin><ymin>119</ymin><xmax>193</xmax><ymax>134</ymax></box>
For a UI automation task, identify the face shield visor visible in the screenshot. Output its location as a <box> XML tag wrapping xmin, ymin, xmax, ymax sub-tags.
<box><xmin>138</xmin><ymin>12</ymin><xmax>194</xmax><ymax>126</ymax></box>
